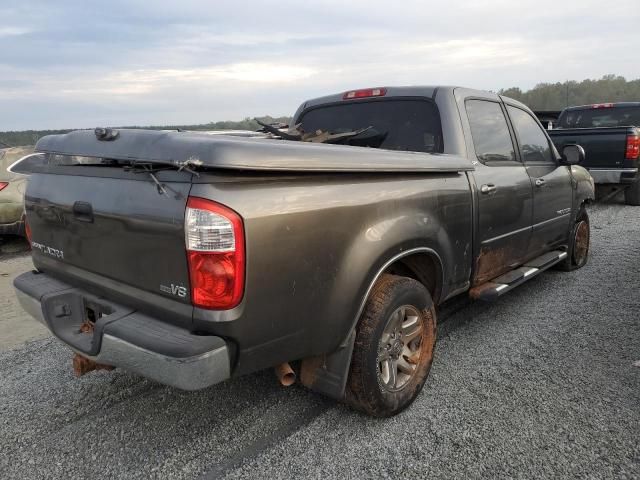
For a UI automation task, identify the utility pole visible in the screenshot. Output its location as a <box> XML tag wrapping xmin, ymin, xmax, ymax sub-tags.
<box><xmin>565</xmin><ymin>81</ymin><xmax>569</xmax><ymax>107</ymax></box>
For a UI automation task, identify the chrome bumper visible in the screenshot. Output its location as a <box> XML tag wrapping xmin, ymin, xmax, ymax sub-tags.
<box><xmin>14</xmin><ymin>280</ymin><xmax>231</xmax><ymax>391</ymax></box>
<box><xmin>588</xmin><ymin>168</ymin><xmax>638</xmax><ymax>184</ymax></box>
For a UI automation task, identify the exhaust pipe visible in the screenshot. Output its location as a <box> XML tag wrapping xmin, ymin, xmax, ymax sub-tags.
<box><xmin>274</xmin><ymin>362</ymin><xmax>296</xmax><ymax>386</ymax></box>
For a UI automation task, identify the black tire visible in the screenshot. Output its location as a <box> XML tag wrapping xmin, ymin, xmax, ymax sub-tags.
<box><xmin>346</xmin><ymin>274</ymin><xmax>436</xmax><ymax>417</ymax></box>
<box><xmin>624</xmin><ymin>179</ymin><xmax>640</xmax><ymax>206</ymax></box>
<box><xmin>557</xmin><ymin>207</ymin><xmax>590</xmax><ymax>271</ymax></box>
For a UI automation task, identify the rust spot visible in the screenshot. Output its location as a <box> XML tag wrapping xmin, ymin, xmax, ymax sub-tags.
<box><xmin>407</xmin><ymin>352</ymin><xmax>420</xmax><ymax>365</ymax></box>
<box><xmin>299</xmin><ymin>355</ymin><xmax>325</xmax><ymax>388</ymax></box>
<box><xmin>403</xmin><ymin>308</ymin><xmax>437</xmax><ymax>367</ymax></box>
<box><xmin>473</xmin><ymin>247</ymin><xmax>511</xmax><ymax>286</ymax></box>
<box><xmin>79</xmin><ymin>320</ymin><xmax>94</xmax><ymax>334</ymax></box>
<box><xmin>420</xmin><ymin>308</ymin><xmax>436</xmax><ymax>362</ymax></box>
<box><xmin>573</xmin><ymin>220</ymin><xmax>589</xmax><ymax>264</ymax></box>
<box><xmin>72</xmin><ymin>354</ymin><xmax>114</xmax><ymax>377</ymax></box>
<box><xmin>468</xmin><ymin>282</ymin><xmax>500</xmax><ymax>300</ymax></box>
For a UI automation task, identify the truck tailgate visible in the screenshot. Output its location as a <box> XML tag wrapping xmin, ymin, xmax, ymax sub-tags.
<box><xmin>549</xmin><ymin>127</ymin><xmax>629</xmax><ymax>169</ymax></box>
<box><xmin>25</xmin><ymin>169</ymin><xmax>194</xmax><ymax>322</ymax></box>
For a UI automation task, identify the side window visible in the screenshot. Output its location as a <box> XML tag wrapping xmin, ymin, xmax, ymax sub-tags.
<box><xmin>507</xmin><ymin>106</ymin><xmax>554</xmax><ymax>164</ymax></box>
<box><xmin>465</xmin><ymin>100</ymin><xmax>516</xmax><ymax>164</ymax></box>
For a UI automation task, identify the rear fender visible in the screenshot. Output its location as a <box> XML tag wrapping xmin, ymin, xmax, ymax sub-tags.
<box><xmin>571</xmin><ymin>165</ymin><xmax>595</xmax><ymax>212</ymax></box>
<box><xmin>301</xmin><ymin>211</ymin><xmax>449</xmax><ymax>400</ymax></box>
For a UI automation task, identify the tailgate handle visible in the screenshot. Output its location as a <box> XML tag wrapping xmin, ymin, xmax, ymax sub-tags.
<box><xmin>73</xmin><ymin>201</ymin><xmax>94</xmax><ymax>223</ymax></box>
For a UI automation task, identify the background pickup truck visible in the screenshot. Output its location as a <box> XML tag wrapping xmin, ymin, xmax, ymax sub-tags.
<box><xmin>14</xmin><ymin>86</ymin><xmax>594</xmax><ymax>417</ymax></box>
<box><xmin>549</xmin><ymin>102</ymin><xmax>640</xmax><ymax>205</ymax></box>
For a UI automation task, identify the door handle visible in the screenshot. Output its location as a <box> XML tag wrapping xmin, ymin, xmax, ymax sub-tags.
<box><xmin>72</xmin><ymin>201</ymin><xmax>94</xmax><ymax>223</ymax></box>
<box><xmin>535</xmin><ymin>178</ymin><xmax>546</xmax><ymax>187</ymax></box>
<box><xmin>480</xmin><ymin>184</ymin><xmax>497</xmax><ymax>194</ymax></box>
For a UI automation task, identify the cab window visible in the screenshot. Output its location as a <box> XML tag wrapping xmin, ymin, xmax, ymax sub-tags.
<box><xmin>507</xmin><ymin>106</ymin><xmax>554</xmax><ymax>164</ymax></box>
<box><xmin>465</xmin><ymin>100</ymin><xmax>516</xmax><ymax>164</ymax></box>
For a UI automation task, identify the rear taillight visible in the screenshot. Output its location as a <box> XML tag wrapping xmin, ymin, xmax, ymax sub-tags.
<box><xmin>0</xmin><ymin>182</ymin><xmax>8</xmax><ymax>192</ymax></box>
<box><xmin>185</xmin><ymin>197</ymin><xmax>245</xmax><ymax>309</ymax></box>
<box><xmin>626</xmin><ymin>134</ymin><xmax>640</xmax><ymax>160</ymax></box>
<box><xmin>343</xmin><ymin>87</ymin><xmax>387</xmax><ymax>100</ymax></box>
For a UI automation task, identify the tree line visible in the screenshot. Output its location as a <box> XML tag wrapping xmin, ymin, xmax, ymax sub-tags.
<box><xmin>2</xmin><ymin>75</ymin><xmax>639</xmax><ymax>147</ymax></box>
<box><xmin>0</xmin><ymin>116</ymin><xmax>291</xmax><ymax>148</ymax></box>
<box><xmin>500</xmin><ymin>75</ymin><xmax>640</xmax><ymax>111</ymax></box>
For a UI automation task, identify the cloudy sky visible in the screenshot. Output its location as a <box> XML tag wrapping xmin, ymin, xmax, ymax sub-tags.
<box><xmin>1</xmin><ymin>0</ymin><xmax>639</xmax><ymax>130</ymax></box>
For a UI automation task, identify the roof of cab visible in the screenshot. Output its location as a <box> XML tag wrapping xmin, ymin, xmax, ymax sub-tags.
<box><xmin>562</xmin><ymin>101</ymin><xmax>640</xmax><ymax>111</ymax></box>
<box><xmin>296</xmin><ymin>86</ymin><xmax>466</xmax><ymax>113</ymax></box>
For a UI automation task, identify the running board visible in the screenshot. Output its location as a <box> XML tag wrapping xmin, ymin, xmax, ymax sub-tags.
<box><xmin>469</xmin><ymin>250</ymin><xmax>567</xmax><ymax>301</ymax></box>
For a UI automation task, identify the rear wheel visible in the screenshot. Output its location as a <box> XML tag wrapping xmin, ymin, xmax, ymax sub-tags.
<box><xmin>624</xmin><ymin>179</ymin><xmax>640</xmax><ymax>206</ymax></box>
<box><xmin>346</xmin><ymin>274</ymin><xmax>436</xmax><ymax>417</ymax></box>
<box><xmin>557</xmin><ymin>207</ymin><xmax>590</xmax><ymax>271</ymax></box>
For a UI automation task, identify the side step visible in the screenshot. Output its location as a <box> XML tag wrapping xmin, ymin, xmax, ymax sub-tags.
<box><xmin>469</xmin><ymin>250</ymin><xmax>567</xmax><ymax>301</ymax></box>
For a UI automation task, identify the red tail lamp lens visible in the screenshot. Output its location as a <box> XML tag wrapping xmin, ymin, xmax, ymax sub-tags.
<box><xmin>185</xmin><ymin>197</ymin><xmax>245</xmax><ymax>309</ymax></box>
<box><xmin>343</xmin><ymin>88</ymin><xmax>387</xmax><ymax>100</ymax></box>
<box><xmin>625</xmin><ymin>134</ymin><xmax>640</xmax><ymax>160</ymax></box>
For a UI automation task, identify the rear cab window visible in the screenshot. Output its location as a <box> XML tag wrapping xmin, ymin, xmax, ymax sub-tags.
<box><xmin>298</xmin><ymin>99</ymin><xmax>443</xmax><ymax>153</ymax></box>
<box><xmin>559</xmin><ymin>106</ymin><xmax>640</xmax><ymax>128</ymax></box>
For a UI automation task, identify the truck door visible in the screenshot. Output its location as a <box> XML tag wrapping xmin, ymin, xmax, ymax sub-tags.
<box><xmin>464</xmin><ymin>99</ymin><xmax>534</xmax><ymax>285</ymax></box>
<box><xmin>506</xmin><ymin>105</ymin><xmax>573</xmax><ymax>255</ymax></box>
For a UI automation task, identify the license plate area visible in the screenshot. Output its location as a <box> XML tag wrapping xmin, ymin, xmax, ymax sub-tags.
<box><xmin>41</xmin><ymin>290</ymin><xmax>133</xmax><ymax>355</ymax></box>
<box><xmin>79</xmin><ymin>300</ymin><xmax>112</xmax><ymax>333</ymax></box>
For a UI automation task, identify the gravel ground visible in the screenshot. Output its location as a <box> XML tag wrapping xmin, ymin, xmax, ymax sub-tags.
<box><xmin>0</xmin><ymin>237</ymin><xmax>49</xmax><ymax>349</ymax></box>
<box><xmin>0</xmin><ymin>198</ymin><xmax>638</xmax><ymax>479</ymax></box>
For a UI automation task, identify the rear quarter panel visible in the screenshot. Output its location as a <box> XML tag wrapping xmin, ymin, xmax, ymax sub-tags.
<box><xmin>190</xmin><ymin>172</ymin><xmax>472</xmax><ymax>375</ymax></box>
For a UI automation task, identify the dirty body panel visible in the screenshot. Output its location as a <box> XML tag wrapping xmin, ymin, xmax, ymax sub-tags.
<box><xmin>14</xmin><ymin>85</ymin><xmax>592</xmax><ymax>395</ymax></box>
<box><xmin>189</xmin><ymin>171</ymin><xmax>472</xmax><ymax>375</ymax></box>
<box><xmin>25</xmin><ymin>167</ymin><xmax>194</xmax><ymax>327</ymax></box>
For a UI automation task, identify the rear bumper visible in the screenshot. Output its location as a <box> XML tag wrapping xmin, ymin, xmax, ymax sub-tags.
<box><xmin>588</xmin><ymin>168</ymin><xmax>638</xmax><ymax>184</ymax></box>
<box><xmin>14</xmin><ymin>271</ymin><xmax>231</xmax><ymax>390</ymax></box>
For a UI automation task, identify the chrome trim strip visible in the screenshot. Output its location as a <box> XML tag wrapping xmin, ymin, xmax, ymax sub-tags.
<box><xmin>532</xmin><ymin>214</ymin><xmax>571</xmax><ymax>229</ymax></box>
<box><xmin>482</xmin><ymin>224</ymin><xmax>531</xmax><ymax>245</ymax></box>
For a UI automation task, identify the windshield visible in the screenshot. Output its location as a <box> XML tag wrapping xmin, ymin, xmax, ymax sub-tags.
<box><xmin>558</xmin><ymin>106</ymin><xmax>640</xmax><ymax>128</ymax></box>
<box><xmin>0</xmin><ymin>146</ymin><xmax>36</xmax><ymax>180</ymax></box>
<box><xmin>6</xmin><ymin>153</ymin><xmax>148</xmax><ymax>174</ymax></box>
<box><xmin>298</xmin><ymin>99</ymin><xmax>443</xmax><ymax>153</ymax></box>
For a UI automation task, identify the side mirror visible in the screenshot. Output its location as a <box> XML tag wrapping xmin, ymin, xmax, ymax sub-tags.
<box><xmin>561</xmin><ymin>144</ymin><xmax>585</xmax><ymax>165</ymax></box>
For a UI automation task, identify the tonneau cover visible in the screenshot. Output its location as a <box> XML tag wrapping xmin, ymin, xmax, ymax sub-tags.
<box><xmin>36</xmin><ymin>129</ymin><xmax>473</xmax><ymax>173</ymax></box>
